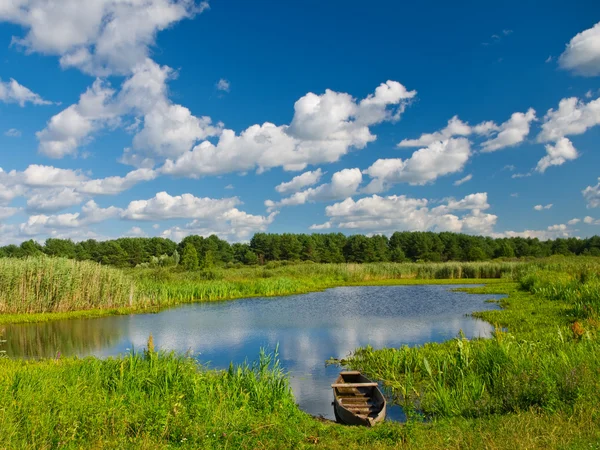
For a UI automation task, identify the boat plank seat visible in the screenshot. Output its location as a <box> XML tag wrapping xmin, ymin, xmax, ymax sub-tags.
<box><xmin>331</xmin><ymin>382</ymin><xmax>378</xmax><ymax>388</ymax></box>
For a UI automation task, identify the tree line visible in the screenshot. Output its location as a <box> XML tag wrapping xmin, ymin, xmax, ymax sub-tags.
<box><xmin>1</xmin><ymin>232</ymin><xmax>599</xmax><ymax>269</ymax></box>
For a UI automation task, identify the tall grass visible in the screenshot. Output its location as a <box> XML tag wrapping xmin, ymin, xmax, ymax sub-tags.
<box><xmin>0</xmin><ymin>347</ymin><xmax>302</xmax><ymax>448</ymax></box>
<box><xmin>2</xmin><ymin>256</ymin><xmax>600</xmax><ymax>318</ymax></box>
<box><xmin>0</xmin><ymin>257</ymin><xmax>135</xmax><ymax>314</ymax></box>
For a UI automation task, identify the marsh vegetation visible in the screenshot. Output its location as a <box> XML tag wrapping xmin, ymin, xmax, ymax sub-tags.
<box><xmin>1</xmin><ymin>255</ymin><xmax>599</xmax><ymax>448</ymax></box>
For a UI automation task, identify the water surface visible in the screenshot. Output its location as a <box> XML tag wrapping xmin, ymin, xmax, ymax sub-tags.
<box><xmin>2</xmin><ymin>285</ymin><xmax>503</xmax><ymax>421</ymax></box>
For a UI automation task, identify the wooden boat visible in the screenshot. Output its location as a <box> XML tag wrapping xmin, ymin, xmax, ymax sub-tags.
<box><xmin>331</xmin><ymin>371</ymin><xmax>386</xmax><ymax>426</ymax></box>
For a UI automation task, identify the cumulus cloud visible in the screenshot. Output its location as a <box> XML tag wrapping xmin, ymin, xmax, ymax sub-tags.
<box><xmin>559</xmin><ymin>22</ymin><xmax>600</xmax><ymax>76</ymax></box>
<box><xmin>363</xmin><ymin>138</ymin><xmax>471</xmax><ymax>192</ymax></box>
<box><xmin>0</xmin><ymin>0</ymin><xmax>209</xmax><ymax>76</ymax></box>
<box><xmin>583</xmin><ymin>178</ymin><xmax>600</xmax><ymax>208</ymax></box>
<box><xmin>568</xmin><ymin>218</ymin><xmax>581</xmax><ymax>225</ymax></box>
<box><xmin>26</xmin><ymin>188</ymin><xmax>85</xmax><ymax>213</ymax></box>
<box><xmin>398</xmin><ymin>109</ymin><xmax>534</xmax><ymax>153</ymax></box>
<box><xmin>397</xmin><ymin>116</ymin><xmax>485</xmax><ymax>147</ymax></box>
<box><xmin>312</xmin><ymin>192</ymin><xmax>497</xmax><ymax>235</ymax></box>
<box><xmin>19</xmin><ymin>200</ymin><xmax>121</xmax><ymax>236</ymax></box>
<box><xmin>266</xmin><ymin>168</ymin><xmax>362</xmax><ymax>211</ymax></box>
<box><xmin>453</xmin><ymin>174</ymin><xmax>472</xmax><ymax>186</ymax></box>
<box><xmin>15</xmin><ymin>190</ymin><xmax>276</xmax><ymax>243</ymax></box>
<box><xmin>533</xmin><ymin>204</ymin><xmax>553</xmax><ymax>211</ymax></box>
<box><xmin>480</xmin><ymin>109</ymin><xmax>536</xmax><ymax>152</ymax></box>
<box><xmin>36</xmin><ymin>79</ymin><xmax>119</xmax><ymax>158</ymax></box>
<box><xmin>38</xmin><ymin>60</ymin><xmax>221</xmax><ymax>162</ymax></box>
<box><xmin>0</xmin><ymin>78</ymin><xmax>52</xmax><ymax>106</ymax></box>
<box><xmin>535</xmin><ymin>137</ymin><xmax>579</xmax><ymax>172</ymax></box>
<box><xmin>275</xmin><ymin>169</ymin><xmax>323</xmax><ymax>194</ymax></box>
<box><xmin>537</xmin><ymin>97</ymin><xmax>600</xmax><ymax>143</ymax></box>
<box><xmin>123</xmin><ymin>192</ymin><xmax>277</xmax><ymax>241</ymax></box>
<box><xmin>161</xmin><ymin>81</ymin><xmax>416</xmax><ymax>177</ymax></box>
<box><xmin>0</xmin><ymin>164</ymin><xmax>156</xmax><ymax>213</ymax></box>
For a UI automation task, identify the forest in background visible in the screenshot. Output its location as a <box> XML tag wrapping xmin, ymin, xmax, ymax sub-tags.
<box><xmin>2</xmin><ymin>231</ymin><xmax>600</xmax><ymax>269</ymax></box>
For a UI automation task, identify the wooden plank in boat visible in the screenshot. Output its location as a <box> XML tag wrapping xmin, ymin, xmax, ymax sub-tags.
<box><xmin>331</xmin><ymin>382</ymin><xmax>378</xmax><ymax>388</ymax></box>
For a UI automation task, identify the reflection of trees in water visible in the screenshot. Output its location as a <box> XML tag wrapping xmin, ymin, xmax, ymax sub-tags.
<box><xmin>1</xmin><ymin>319</ymin><xmax>124</xmax><ymax>358</ymax></box>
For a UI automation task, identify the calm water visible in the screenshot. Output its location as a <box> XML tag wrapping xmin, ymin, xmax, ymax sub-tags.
<box><xmin>1</xmin><ymin>285</ymin><xmax>503</xmax><ymax>421</ymax></box>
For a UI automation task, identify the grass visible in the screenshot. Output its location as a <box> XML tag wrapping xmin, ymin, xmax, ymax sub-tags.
<box><xmin>1</xmin><ymin>256</ymin><xmax>600</xmax><ymax>447</ymax></box>
<box><xmin>0</xmin><ymin>256</ymin><xmax>516</xmax><ymax>324</ymax></box>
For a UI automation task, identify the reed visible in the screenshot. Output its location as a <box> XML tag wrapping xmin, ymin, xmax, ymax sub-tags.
<box><xmin>0</xmin><ymin>257</ymin><xmax>135</xmax><ymax>314</ymax></box>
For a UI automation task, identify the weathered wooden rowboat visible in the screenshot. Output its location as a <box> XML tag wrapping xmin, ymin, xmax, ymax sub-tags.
<box><xmin>331</xmin><ymin>371</ymin><xmax>386</xmax><ymax>426</ymax></box>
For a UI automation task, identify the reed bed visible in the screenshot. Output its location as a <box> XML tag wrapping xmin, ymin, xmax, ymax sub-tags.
<box><xmin>2</xmin><ymin>256</ymin><xmax>600</xmax><ymax>317</ymax></box>
<box><xmin>0</xmin><ymin>257</ymin><xmax>135</xmax><ymax>314</ymax></box>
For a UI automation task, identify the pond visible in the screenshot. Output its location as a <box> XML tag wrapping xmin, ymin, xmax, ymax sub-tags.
<box><xmin>1</xmin><ymin>284</ymin><xmax>504</xmax><ymax>421</ymax></box>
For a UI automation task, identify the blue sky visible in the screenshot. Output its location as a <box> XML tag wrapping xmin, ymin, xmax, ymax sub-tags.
<box><xmin>0</xmin><ymin>0</ymin><xmax>600</xmax><ymax>244</ymax></box>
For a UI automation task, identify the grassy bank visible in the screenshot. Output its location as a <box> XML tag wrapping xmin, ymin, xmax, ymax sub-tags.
<box><xmin>1</xmin><ymin>257</ymin><xmax>520</xmax><ymax>323</ymax></box>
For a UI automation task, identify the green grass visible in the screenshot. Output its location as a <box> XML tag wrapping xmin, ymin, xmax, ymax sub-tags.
<box><xmin>2</xmin><ymin>257</ymin><xmax>600</xmax><ymax>448</ymax></box>
<box><xmin>0</xmin><ymin>256</ymin><xmax>518</xmax><ymax>324</ymax></box>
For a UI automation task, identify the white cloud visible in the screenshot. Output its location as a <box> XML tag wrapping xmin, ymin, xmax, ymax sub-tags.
<box><xmin>316</xmin><ymin>192</ymin><xmax>496</xmax><ymax>235</ymax></box>
<box><xmin>363</xmin><ymin>138</ymin><xmax>471</xmax><ymax>192</ymax></box>
<box><xmin>36</xmin><ymin>79</ymin><xmax>119</xmax><ymax>158</ymax></box>
<box><xmin>38</xmin><ymin>60</ymin><xmax>221</xmax><ymax>162</ymax></box>
<box><xmin>216</xmin><ymin>79</ymin><xmax>230</xmax><ymax>92</ymax></box>
<box><xmin>266</xmin><ymin>168</ymin><xmax>362</xmax><ymax>211</ymax></box>
<box><xmin>26</xmin><ymin>188</ymin><xmax>85</xmax><ymax>213</ymax></box>
<box><xmin>0</xmin><ymin>206</ymin><xmax>20</xmax><ymax>220</ymax></box>
<box><xmin>309</xmin><ymin>222</ymin><xmax>332</xmax><ymax>230</ymax></box>
<box><xmin>398</xmin><ymin>109</ymin><xmax>535</xmax><ymax>154</ymax></box>
<box><xmin>122</xmin><ymin>191</ymin><xmax>241</xmax><ymax>221</ymax></box>
<box><xmin>224</xmin><ymin>184</ymin><xmax>234</xmax><ymax>190</ymax></box>
<box><xmin>583</xmin><ymin>178</ymin><xmax>600</xmax><ymax>208</ymax></box>
<box><xmin>4</xmin><ymin>128</ymin><xmax>22</xmax><ymax>137</ymax></box>
<box><xmin>162</xmin><ymin>209</ymin><xmax>277</xmax><ymax>242</ymax></box>
<box><xmin>275</xmin><ymin>169</ymin><xmax>323</xmax><ymax>194</ymax></box>
<box><xmin>0</xmin><ymin>0</ymin><xmax>209</xmax><ymax>76</ymax></box>
<box><xmin>21</xmin><ymin>164</ymin><xmax>88</xmax><ymax>187</ymax></box>
<box><xmin>568</xmin><ymin>218</ymin><xmax>581</xmax><ymax>225</ymax></box>
<box><xmin>480</xmin><ymin>109</ymin><xmax>536</xmax><ymax>152</ymax></box>
<box><xmin>538</xmin><ymin>97</ymin><xmax>600</xmax><ymax>143</ymax></box>
<box><xmin>78</xmin><ymin>168</ymin><xmax>157</xmax><ymax>195</ymax></box>
<box><xmin>0</xmin><ymin>165</ymin><xmax>156</xmax><ymax>213</ymax></box>
<box><xmin>582</xmin><ymin>216</ymin><xmax>600</xmax><ymax>225</ymax></box>
<box><xmin>559</xmin><ymin>22</ymin><xmax>600</xmax><ymax>77</ymax></box>
<box><xmin>397</xmin><ymin>116</ymin><xmax>475</xmax><ymax>147</ymax></box>
<box><xmin>533</xmin><ymin>204</ymin><xmax>553</xmax><ymax>211</ymax></box>
<box><xmin>161</xmin><ymin>81</ymin><xmax>416</xmax><ymax>177</ymax></box>
<box><xmin>19</xmin><ymin>200</ymin><xmax>121</xmax><ymax>236</ymax></box>
<box><xmin>494</xmin><ymin>224</ymin><xmax>573</xmax><ymax>241</ymax></box>
<box><xmin>535</xmin><ymin>137</ymin><xmax>579</xmax><ymax>172</ymax></box>
<box><xmin>453</xmin><ymin>174</ymin><xmax>472</xmax><ymax>186</ymax></box>
<box><xmin>0</xmin><ymin>78</ymin><xmax>51</xmax><ymax>106</ymax></box>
